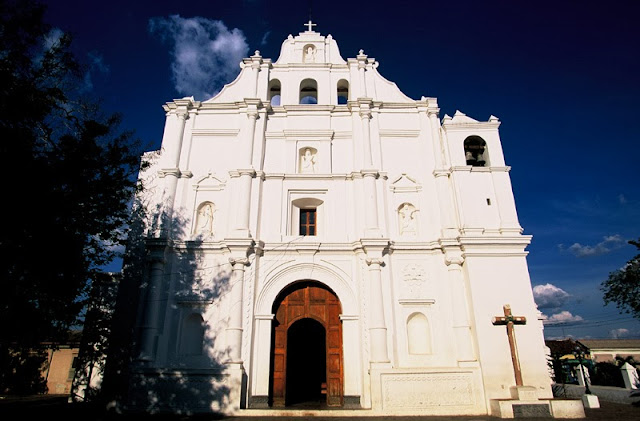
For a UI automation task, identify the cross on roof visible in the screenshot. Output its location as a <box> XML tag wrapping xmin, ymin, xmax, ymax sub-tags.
<box><xmin>304</xmin><ymin>19</ymin><xmax>317</xmax><ymax>32</ymax></box>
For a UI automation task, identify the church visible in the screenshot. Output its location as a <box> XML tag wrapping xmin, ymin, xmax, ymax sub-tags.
<box><xmin>122</xmin><ymin>22</ymin><xmax>571</xmax><ymax>417</ymax></box>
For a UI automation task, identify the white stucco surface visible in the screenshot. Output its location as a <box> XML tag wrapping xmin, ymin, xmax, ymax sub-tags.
<box><xmin>125</xmin><ymin>25</ymin><xmax>553</xmax><ymax>416</ymax></box>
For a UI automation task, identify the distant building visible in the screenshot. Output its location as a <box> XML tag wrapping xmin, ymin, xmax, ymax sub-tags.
<box><xmin>578</xmin><ymin>339</ymin><xmax>640</xmax><ymax>363</ymax></box>
<box><xmin>118</xmin><ymin>22</ymin><xmax>552</xmax><ymax>416</ymax></box>
<box><xmin>42</xmin><ymin>334</ymin><xmax>81</xmax><ymax>395</ymax></box>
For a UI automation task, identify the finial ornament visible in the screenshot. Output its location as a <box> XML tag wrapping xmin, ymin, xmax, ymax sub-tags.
<box><xmin>304</xmin><ymin>19</ymin><xmax>317</xmax><ymax>32</ymax></box>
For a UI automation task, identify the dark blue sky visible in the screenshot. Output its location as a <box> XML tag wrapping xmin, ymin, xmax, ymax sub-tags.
<box><xmin>41</xmin><ymin>0</ymin><xmax>640</xmax><ymax>339</ymax></box>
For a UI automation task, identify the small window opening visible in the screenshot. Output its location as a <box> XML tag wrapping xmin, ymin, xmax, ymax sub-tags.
<box><xmin>269</xmin><ymin>79</ymin><xmax>281</xmax><ymax>106</ymax></box>
<box><xmin>337</xmin><ymin>79</ymin><xmax>349</xmax><ymax>105</ymax></box>
<box><xmin>464</xmin><ymin>136</ymin><xmax>488</xmax><ymax>167</ymax></box>
<box><xmin>299</xmin><ymin>79</ymin><xmax>318</xmax><ymax>104</ymax></box>
<box><xmin>299</xmin><ymin>209</ymin><xmax>317</xmax><ymax>235</ymax></box>
<box><xmin>486</xmin><ymin>198</ymin><xmax>491</xmax><ymax>205</ymax></box>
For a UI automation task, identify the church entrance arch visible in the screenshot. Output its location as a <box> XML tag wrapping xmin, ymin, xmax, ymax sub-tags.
<box><xmin>269</xmin><ymin>281</ymin><xmax>343</xmax><ymax>407</ymax></box>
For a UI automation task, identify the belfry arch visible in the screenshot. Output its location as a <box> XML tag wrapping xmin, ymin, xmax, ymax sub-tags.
<box><xmin>269</xmin><ymin>281</ymin><xmax>343</xmax><ymax>407</ymax></box>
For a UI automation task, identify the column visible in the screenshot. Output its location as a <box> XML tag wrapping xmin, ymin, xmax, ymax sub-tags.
<box><xmin>429</xmin><ymin>110</ymin><xmax>458</xmax><ymax>238</ymax></box>
<box><xmin>226</xmin><ymin>257</ymin><xmax>249</xmax><ymax>362</ymax></box>
<box><xmin>366</xmin><ymin>257</ymin><xmax>389</xmax><ymax>363</ymax></box>
<box><xmin>492</xmin><ymin>169</ymin><xmax>522</xmax><ymax>234</ymax></box>
<box><xmin>138</xmin><ymin>245</ymin><xmax>166</xmax><ymax>361</ymax></box>
<box><xmin>249</xmin><ymin>50</ymin><xmax>262</xmax><ymax>97</ymax></box>
<box><xmin>357</xmin><ymin>50</ymin><xmax>368</xmax><ymax>97</ymax></box>
<box><xmin>235</xmin><ymin>169</ymin><xmax>255</xmax><ymax>236</ymax></box>
<box><xmin>446</xmin><ymin>252</ymin><xmax>476</xmax><ymax>362</ymax></box>
<box><xmin>159</xmin><ymin>105</ymin><xmax>189</xmax><ymax>236</ymax></box>
<box><xmin>360</xmin><ymin>102</ymin><xmax>380</xmax><ymax>236</ymax></box>
<box><xmin>341</xmin><ymin>315</ymin><xmax>362</xmax><ymax>407</ymax></box>
<box><xmin>234</xmin><ymin>105</ymin><xmax>259</xmax><ymax>237</ymax></box>
<box><xmin>250</xmin><ymin>314</ymin><xmax>275</xmax><ymax>408</ymax></box>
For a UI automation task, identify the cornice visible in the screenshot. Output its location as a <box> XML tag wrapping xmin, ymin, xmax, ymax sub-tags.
<box><xmin>263</xmin><ymin>173</ymin><xmax>347</xmax><ymax>181</ymax></box>
<box><xmin>282</xmin><ymin>105</ymin><xmax>335</xmax><ymax>113</ymax></box>
<box><xmin>398</xmin><ymin>299</ymin><xmax>436</xmax><ymax>306</ymax></box>
<box><xmin>282</xmin><ymin>129</ymin><xmax>334</xmax><ymax>139</ymax></box>
<box><xmin>191</xmin><ymin>129</ymin><xmax>240</xmax><ymax>137</ymax></box>
<box><xmin>442</xmin><ymin>121</ymin><xmax>501</xmax><ymax>131</ymax></box>
<box><xmin>271</xmin><ymin>62</ymin><xmax>349</xmax><ymax>70</ymax></box>
<box><xmin>378</xmin><ymin>129</ymin><xmax>421</xmax><ymax>138</ymax></box>
<box><xmin>389</xmin><ymin>241</ymin><xmax>441</xmax><ymax>252</ymax></box>
<box><xmin>450</xmin><ymin>166</ymin><xmax>511</xmax><ymax>173</ymax></box>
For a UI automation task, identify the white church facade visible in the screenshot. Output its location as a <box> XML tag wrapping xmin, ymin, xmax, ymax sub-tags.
<box><xmin>124</xmin><ymin>23</ymin><xmax>567</xmax><ymax>417</ymax></box>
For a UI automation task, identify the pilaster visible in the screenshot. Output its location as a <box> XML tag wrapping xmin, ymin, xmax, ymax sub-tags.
<box><xmin>442</xmin><ymin>245</ymin><xmax>476</xmax><ymax>363</ymax></box>
<box><xmin>138</xmin><ymin>240</ymin><xmax>168</xmax><ymax>362</ymax></box>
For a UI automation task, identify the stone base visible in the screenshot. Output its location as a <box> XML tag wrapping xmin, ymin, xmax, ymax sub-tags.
<box><xmin>343</xmin><ymin>395</ymin><xmax>361</xmax><ymax>409</ymax></box>
<box><xmin>491</xmin><ymin>399</ymin><xmax>551</xmax><ymax>418</ymax></box>
<box><xmin>582</xmin><ymin>394</ymin><xmax>600</xmax><ymax>408</ymax></box>
<box><xmin>549</xmin><ymin>399</ymin><xmax>586</xmax><ymax>418</ymax></box>
<box><xmin>248</xmin><ymin>395</ymin><xmax>269</xmax><ymax>409</ymax></box>
<box><xmin>491</xmin><ymin>398</ymin><xmax>587</xmax><ymax>419</ymax></box>
<box><xmin>510</xmin><ymin>385</ymin><xmax>539</xmax><ymax>401</ymax></box>
<box><xmin>370</xmin><ymin>367</ymin><xmax>486</xmax><ymax>415</ymax></box>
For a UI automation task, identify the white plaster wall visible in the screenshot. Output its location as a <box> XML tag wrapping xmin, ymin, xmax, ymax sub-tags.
<box><xmin>134</xmin><ymin>27</ymin><xmax>548</xmax><ymax>416</ymax></box>
<box><xmin>463</xmin><ymin>252</ymin><xmax>553</xmax><ymax>402</ymax></box>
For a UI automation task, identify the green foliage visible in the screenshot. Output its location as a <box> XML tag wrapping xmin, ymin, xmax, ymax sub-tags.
<box><xmin>0</xmin><ymin>0</ymin><xmax>145</xmax><ymax>393</ymax></box>
<box><xmin>590</xmin><ymin>361</ymin><xmax>625</xmax><ymax>388</ymax></box>
<box><xmin>0</xmin><ymin>349</ymin><xmax>48</xmax><ymax>394</ymax></box>
<box><xmin>601</xmin><ymin>238</ymin><xmax>640</xmax><ymax>320</ymax></box>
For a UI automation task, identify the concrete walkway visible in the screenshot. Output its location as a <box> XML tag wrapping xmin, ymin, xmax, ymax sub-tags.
<box><xmin>0</xmin><ymin>395</ymin><xmax>638</xmax><ymax>420</ymax></box>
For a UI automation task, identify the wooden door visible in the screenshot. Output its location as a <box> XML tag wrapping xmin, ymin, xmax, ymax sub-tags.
<box><xmin>270</xmin><ymin>282</ymin><xmax>343</xmax><ymax>407</ymax></box>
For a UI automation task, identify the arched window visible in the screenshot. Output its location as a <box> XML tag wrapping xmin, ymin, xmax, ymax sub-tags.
<box><xmin>299</xmin><ymin>79</ymin><xmax>318</xmax><ymax>104</ymax></box>
<box><xmin>269</xmin><ymin>79</ymin><xmax>281</xmax><ymax>106</ymax></box>
<box><xmin>337</xmin><ymin>79</ymin><xmax>349</xmax><ymax>105</ymax></box>
<box><xmin>464</xmin><ymin>136</ymin><xmax>489</xmax><ymax>167</ymax></box>
<box><xmin>407</xmin><ymin>312</ymin><xmax>431</xmax><ymax>354</ymax></box>
<box><xmin>179</xmin><ymin>313</ymin><xmax>205</xmax><ymax>356</ymax></box>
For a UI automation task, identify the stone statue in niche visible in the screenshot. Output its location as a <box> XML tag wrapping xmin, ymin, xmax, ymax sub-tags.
<box><xmin>300</xmin><ymin>148</ymin><xmax>317</xmax><ymax>173</ymax></box>
<box><xmin>398</xmin><ymin>203</ymin><xmax>417</xmax><ymax>235</ymax></box>
<box><xmin>304</xmin><ymin>45</ymin><xmax>316</xmax><ymax>63</ymax></box>
<box><xmin>195</xmin><ymin>202</ymin><xmax>214</xmax><ymax>236</ymax></box>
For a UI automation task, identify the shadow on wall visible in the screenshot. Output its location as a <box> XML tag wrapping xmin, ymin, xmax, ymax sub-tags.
<box><xmin>97</xmin><ymin>167</ymin><xmax>237</xmax><ymax>415</ymax></box>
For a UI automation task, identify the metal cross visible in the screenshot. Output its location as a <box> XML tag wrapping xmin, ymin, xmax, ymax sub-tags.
<box><xmin>492</xmin><ymin>304</ymin><xmax>527</xmax><ymax>386</ymax></box>
<box><xmin>305</xmin><ymin>19</ymin><xmax>317</xmax><ymax>32</ymax></box>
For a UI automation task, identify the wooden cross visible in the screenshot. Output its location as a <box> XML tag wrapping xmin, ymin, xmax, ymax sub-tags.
<box><xmin>492</xmin><ymin>304</ymin><xmax>527</xmax><ymax>386</ymax></box>
<box><xmin>304</xmin><ymin>19</ymin><xmax>317</xmax><ymax>32</ymax></box>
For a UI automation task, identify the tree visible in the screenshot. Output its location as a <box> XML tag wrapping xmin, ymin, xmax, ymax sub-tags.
<box><xmin>601</xmin><ymin>238</ymin><xmax>640</xmax><ymax>320</ymax></box>
<box><xmin>0</xmin><ymin>0</ymin><xmax>145</xmax><ymax>393</ymax></box>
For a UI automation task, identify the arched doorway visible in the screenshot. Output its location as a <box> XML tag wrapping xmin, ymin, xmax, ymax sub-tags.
<box><xmin>269</xmin><ymin>281</ymin><xmax>343</xmax><ymax>407</ymax></box>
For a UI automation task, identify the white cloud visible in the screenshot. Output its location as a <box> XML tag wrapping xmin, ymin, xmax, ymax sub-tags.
<box><xmin>618</xmin><ymin>194</ymin><xmax>627</xmax><ymax>204</ymax></box>
<box><xmin>149</xmin><ymin>15</ymin><xmax>249</xmax><ymax>100</ymax></box>
<box><xmin>33</xmin><ymin>27</ymin><xmax>64</xmax><ymax>65</ymax></box>
<box><xmin>541</xmin><ymin>311</ymin><xmax>584</xmax><ymax>325</ymax></box>
<box><xmin>260</xmin><ymin>30</ymin><xmax>271</xmax><ymax>46</ymax></box>
<box><xmin>567</xmin><ymin>234</ymin><xmax>626</xmax><ymax>257</ymax></box>
<box><xmin>609</xmin><ymin>328</ymin><xmax>629</xmax><ymax>339</ymax></box>
<box><xmin>43</xmin><ymin>27</ymin><xmax>64</xmax><ymax>52</ymax></box>
<box><xmin>533</xmin><ymin>283</ymin><xmax>570</xmax><ymax>309</ymax></box>
<box><xmin>82</xmin><ymin>52</ymin><xmax>110</xmax><ymax>91</ymax></box>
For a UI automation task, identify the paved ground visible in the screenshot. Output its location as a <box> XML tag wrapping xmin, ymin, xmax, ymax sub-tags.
<box><xmin>0</xmin><ymin>395</ymin><xmax>638</xmax><ymax>420</ymax></box>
